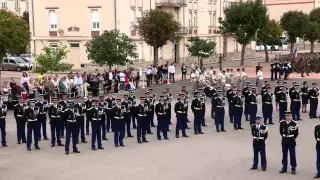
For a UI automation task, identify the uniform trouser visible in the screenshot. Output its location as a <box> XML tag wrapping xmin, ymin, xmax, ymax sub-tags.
<box><xmin>27</xmin><ymin>122</ymin><xmax>39</xmax><ymax>148</ymax></box>
<box><xmin>124</xmin><ymin>114</ymin><xmax>132</xmax><ymax>136</ymax></box>
<box><xmin>271</xmin><ymin>70</ymin><xmax>278</xmax><ymax>80</ymax></box>
<box><xmin>50</xmin><ymin>120</ymin><xmax>61</xmax><ymax>145</ymax></box>
<box><xmin>316</xmin><ymin>147</ymin><xmax>320</xmax><ymax>176</ymax></box>
<box><xmin>0</xmin><ymin>120</ymin><xmax>6</xmax><ymax>145</ymax></box>
<box><xmin>65</xmin><ymin>123</ymin><xmax>78</xmax><ymax>152</ymax></box>
<box><xmin>76</xmin><ymin>116</ymin><xmax>85</xmax><ymax>142</ymax></box>
<box><xmin>262</xmin><ymin>104</ymin><xmax>273</xmax><ymax>124</ymax></box>
<box><xmin>131</xmin><ymin>114</ymin><xmax>136</xmax><ymax>128</ymax></box>
<box><xmin>290</xmin><ymin>102</ymin><xmax>301</xmax><ymax>120</ymax></box>
<box><xmin>214</xmin><ymin>108</ymin><xmax>225</xmax><ymax>131</ymax></box>
<box><xmin>16</xmin><ymin>120</ymin><xmax>26</xmax><ymax>143</ymax></box>
<box><xmin>233</xmin><ymin>107</ymin><xmax>243</xmax><ymax>129</ymax></box>
<box><xmin>106</xmin><ymin>112</ymin><xmax>112</xmax><ymax>132</ymax></box>
<box><xmin>228</xmin><ymin>103</ymin><xmax>234</xmax><ymax>122</ymax></box>
<box><xmin>284</xmin><ymin>69</ymin><xmax>289</xmax><ymax>79</ymax></box>
<box><xmin>60</xmin><ymin>117</ymin><xmax>65</xmax><ymax>137</ymax></box>
<box><xmin>194</xmin><ymin>114</ymin><xmax>202</xmax><ymax>134</ymax></box>
<box><xmin>279</xmin><ymin>103</ymin><xmax>287</xmax><ymax>121</ymax></box>
<box><xmin>281</xmin><ymin>144</ymin><xmax>297</xmax><ymax>171</ymax></box>
<box><xmin>253</xmin><ymin>144</ymin><xmax>267</xmax><ymax>169</ymax></box>
<box><xmin>310</xmin><ymin>99</ymin><xmax>318</xmax><ymax>118</ymax></box>
<box><xmin>137</xmin><ymin>117</ymin><xmax>147</xmax><ymax>141</ymax></box>
<box><xmin>100</xmin><ymin>115</ymin><xmax>106</xmax><ymax>138</ymax></box>
<box><xmin>157</xmin><ymin>115</ymin><xmax>168</xmax><ymax>139</ymax></box>
<box><xmin>166</xmin><ymin>113</ymin><xmax>171</xmax><ymax>130</ymax></box>
<box><xmin>249</xmin><ymin>105</ymin><xmax>257</xmax><ymax>125</ymax></box>
<box><xmin>244</xmin><ymin>103</ymin><xmax>249</xmax><ymax>120</ymax></box>
<box><xmin>85</xmin><ymin>114</ymin><xmax>91</xmax><ymax>134</ymax></box>
<box><xmin>37</xmin><ymin>115</ymin><xmax>47</xmax><ymax>139</ymax></box>
<box><xmin>150</xmin><ymin>108</ymin><xmax>155</xmax><ymax>126</ymax></box>
<box><xmin>146</xmin><ymin>112</ymin><xmax>153</xmax><ymax>133</ymax></box>
<box><xmin>201</xmin><ymin>109</ymin><xmax>206</xmax><ymax>125</ymax></box>
<box><xmin>114</xmin><ymin>120</ymin><xmax>125</xmax><ymax>145</ymax></box>
<box><xmin>91</xmin><ymin>121</ymin><xmax>102</xmax><ymax>148</ymax></box>
<box><xmin>211</xmin><ymin>106</ymin><xmax>215</xmax><ymax>119</ymax></box>
<box><xmin>175</xmin><ymin>114</ymin><xmax>187</xmax><ymax>136</ymax></box>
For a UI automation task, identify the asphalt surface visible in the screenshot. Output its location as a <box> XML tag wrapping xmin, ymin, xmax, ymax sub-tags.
<box><xmin>1</xmin><ymin>75</ymin><xmax>320</xmax><ymax>180</ymax></box>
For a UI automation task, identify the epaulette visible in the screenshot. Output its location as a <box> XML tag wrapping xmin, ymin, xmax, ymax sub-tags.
<box><xmin>292</xmin><ymin>120</ymin><xmax>298</xmax><ymax>125</ymax></box>
<box><xmin>232</xmin><ymin>95</ymin><xmax>237</xmax><ymax>97</ymax></box>
<box><xmin>214</xmin><ymin>97</ymin><xmax>219</xmax><ymax>99</ymax></box>
<box><xmin>279</xmin><ymin>120</ymin><xmax>285</xmax><ymax>123</ymax></box>
<box><xmin>14</xmin><ymin>103</ymin><xmax>19</xmax><ymax>107</ymax></box>
<box><xmin>263</xmin><ymin>92</ymin><xmax>267</xmax><ymax>95</ymax></box>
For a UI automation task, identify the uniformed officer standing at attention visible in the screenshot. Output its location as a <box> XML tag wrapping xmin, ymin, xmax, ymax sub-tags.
<box><xmin>155</xmin><ymin>96</ymin><xmax>169</xmax><ymax>140</ymax></box>
<box><xmin>251</xmin><ymin>115</ymin><xmax>268</xmax><ymax>171</ymax></box>
<box><xmin>105</xmin><ymin>92</ymin><xmax>115</xmax><ymax>132</ymax></box>
<box><xmin>314</xmin><ymin>119</ymin><xmax>320</xmax><ymax>178</ymax></box>
<box><xmin>198</xmin><ymin>88</ymin><xmax>207</xmax><ymax>127</ymax></box>
<box><xmin>175</xmin><ymin>93</ymin><xmax>188</xmax><ymax>138</ymax></box>
<box><xmin>213</xmin><ymin>90</ymin><xmax>226</xmax><ymax>132</ymax></box>
<box><xmin>64</xmin><ymin>101</ymin><xmax>80</xmax><ymax>155</ymax></box>
<box><xmin>128</xmin><ymin>90</ymin><xmax>137</xmax><ymax>129</ymax></box>
<box><xmin>89</xmin><ymin>100</ymin><xmax>104</xmax><ymax>150</ymax></box>
<box><xmin>112</xmin><ymin>99</ymin><xmax>126</xmax><ymax>147</ymax></box>
<box><xmin>165</xmin><ymin>88</ymin><xmax>173</xmax><ymax>125</ymax></box>
<box><xmin>136</xmin><ymin>97</ymin><xmax>148</xmax><ymax>143</ymax></box>
<box><xmin>242</xmin><ymin>81</ymin><xmax>251</xmax><ymax>121</ymax></box>
<box><xmin>191</xmin><ymin>92</ymin><xmax>204</xmax><ymax>135</ymax></box>
<box><xmin>59</xmin><ymin>93</ymin><xmax>69</xmax><ymax>138</ymax></box>
<box><xmin>48</xmin><ymin>97</ymin><xmax>64</xmax><ymax>147</ymax></box>
<box><xmin>301</xmin><ymin>81</ymin><xmax>309</xmax><ymax>113</ymax></box>
<box><xmin>278</xmin><ymin>86</ymin><xmax>288</xmax><ymax>121</ymax></box>
<box><xmin>0</xmin><ymin>96</ymin><xmax>7</xmax><ymax>147</ymax></box>
<box><xmin>74</xmin><ymin>96</ymin><xmax>87</xmax><ymax>143</ymax></box>
<box><xmin>24</xmin><ymin>99</ymin><xmax>40</xmax><ymax>151</ymax></box>
<box><xmin>232</xmin><ymin>90</ymin><xmax>244</xmax><ymax>130</ymax></box>
<box><xmin>279</xmin><ymin>111</ymin><xmax>299</xmax><ymax>175</ymax></box>
<box><xmin>274</xmin><ymin>80</ymin><xmax>282</xmax><ymax>111</ymax></box>
<box><xmin>262</xmin><ymin>87</ymin><xmax>274</xmax><ymax>125</ymax></box>
<box><xmin>248</xmin><ymin>87</ymin><xmax>258</xmax><ymax>126</ymax></box>
<box><xmin>85</xmin><ymin>92</ymin><xmax>94</xmax><ymax>135</ymax></box>
<box><xmin>290</xmin><ymin>84</ymin><xmax>301</xmax><ymax>121</ymax></box>
<box><xmin>35</xmin><ymin>95</ymin><xmax>49</xmax><ymax>141</ymax></box>
<box><xmin>14</xmin><ymin>96</ymin><xmax>26</xmax><ymax>144</ymax></box>
<box><xmin>122</xmin><ymin>94</ymin><xmax>133</xmax><ymax>137</ymax></box>
<box><xmin>99</xmin><ymin>95</ymin><xmax>108</xmax><ymax>140</ymax></box>
<box><xmin>149</xmin><ymin>88</ymin><xmax>156</xmax><ymax>127</ymax></box>
<box><xmin>181</xmin><ymin>85</ymin><xmax>190</xmax><ymax>123</ymax></box>
<box><xmin>309</xmin><ymin>83</ymin><xmax>319</xmax><ymax>119</ymax></box>
<box><xmin>227</xmin><ymin>85</ymin><xmax>237</xmax><ymax>123</ymax></box>
<box><xmin>145</xmin><ymin>91</ymin><xmax>153</xmax><ymax>134</ymax></box>
<box><xmin>163</xmin><ymin>91</ymin><xmax>172</xmax><ymax>131</ymax></box>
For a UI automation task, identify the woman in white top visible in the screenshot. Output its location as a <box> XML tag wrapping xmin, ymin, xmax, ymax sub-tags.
<box><xmin>21</xmin><ymin>72</ymin><xmax>30</xmax><ymax>92</ymax></box>
<box><xmin>191</xmin><ymin>70</ymin><xmax>199</xmax><ymax>92</ymax></box>
<box><xmin>257</xmin><ymin>67</ymin><xmax>264</xmax><ymax>94</ymax></box>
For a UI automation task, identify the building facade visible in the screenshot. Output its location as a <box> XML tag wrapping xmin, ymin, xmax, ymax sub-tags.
<box><xmin>29</xmin><ymin>0</ymin><xmax>257</xmax><ymax>69</ymax></box>
<box><xmin>1</xmin><ymin>0</ymin><xmax>29</xmax><ymax>15</ymax></box>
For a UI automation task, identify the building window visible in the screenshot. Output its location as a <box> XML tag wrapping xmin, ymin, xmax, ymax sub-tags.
<box><xmin>193</xmin><ymin>12</ymin><xmax>197</xmax><ymax>27</ymax></box>
<box><xmin>1</xmin><ymin>0</ymin><xmax>6</xmax><ymax>9</ymax></box>
<box><xmin>130</xmin><ymin>8</ymin><xmax>135</xmax><ymax>29</ymax></box>
<box><xmin>26</xmin><ymin>0</ymin><xmax>29</xmax><ymax>10</ymax></box>
<box><xmin>70</xmin><ymin>43</ymin><xmax>80</xmax><ymax>48</ymax></box>
<box><xmin>209</xmin><ymin>12</ymin><xmax>212</xmax><ymax>26</ymax></box>
<box><xmin>51</xmin><ymin>44</ymin><xmax>58</xmax><ymax>52</ymax></box>
<box><xmin>212</xmin><ymin>14</ymin><xmax>216</xmax><ymax>27</ymax></box>
<box><xmin>91</xmin><ymin>9</ymin><xmax>100</xmax><ymax>30</ymax></box>
<box><xmin>188</xmin><ymin>12</ymin><xmax>192</xmax><ymax>27</ymax></box>
<box><xmin>15</xmin><ymin>0</ymin><xmax>20</xmax><ymax>10</ymax></box>
<box><xmin>49</xmin><ymin>10</ymin><xmax>57</xmax><ymax>30</ymax></box>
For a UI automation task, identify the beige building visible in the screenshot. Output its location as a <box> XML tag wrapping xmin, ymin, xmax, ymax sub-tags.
<box><xmin>29</xmin><ymin>0</ymin><xmax>258</xmax><ymax>69</ymax></box>
<box><xmin>1</xmin><ymin>0</ymin><xmax>29</xmax><ymax>16</ymax></box>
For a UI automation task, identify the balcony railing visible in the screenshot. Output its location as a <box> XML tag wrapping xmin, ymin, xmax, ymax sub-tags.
<box><xmin>177</xmin><ymin>27</ymin><xmax>188</xmax><ymax>35</ymax></box>
<box><xmin>156</xmin><ymin>0</ymin><xmax>187</xmax><ymax>8</ymax></box>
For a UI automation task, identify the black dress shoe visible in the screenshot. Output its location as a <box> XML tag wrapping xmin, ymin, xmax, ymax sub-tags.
<box><xmin>120</xmin><ymin>144</ymin><xmax>125</xmax><ymax>147</ymax></box>
<box><xmin>58</xmin><ymin>144</ymin><xmax>64</xmax><ymax>146</ymax></box>
<box><xmin>44</xmin><ymin>138</ymin><xmax>49</xmax><ymax>140</ymax></box>
<box><xmin>2</xmin><ymin>144</ymin><xmax>7</xmax><ymax>147</ymax></box>
<box><xmin>147</xmin><ymin>132</ymin><xmax>153</xmax><ymax>134</ymax></box>
<box><xmin>182</xmin><ymin>135</ymin><xmax>189</xmax><ymax>137</ymax></box>
<box><xmin>269</xmin><ymin>122</ymin><xmax>275</xmax><ymax>125</ymax></box>
<box><xmin>238</xmin><ymin>127</ymin><xmax>244</xmax><ymax>130</ymax></box>
<box><xmin>27</xmin><ymin>148</ymin><xmax>31</xmax><ymax>151</ymax></box>
<box><xmin>81</xmin><ymin>141</ymin><xmax>87</xmax><ymax>143</ymax></box>
<box><xmin>73</xmin><ymin>150</ymin><xmax>80</xmax><ymax>153</ymax></box>
<box><xmin>194</xmin><ymin>133</ymin><xmax>198</xmax><ymax>135</ymax></box>
<box><xmin>314</xmin><ymin>174</ymin><xmax>320</xmax><ymax>178</ymax></box>
<box><xmin>250</xmin><ymin>167</ymin><xmax>257</xmax><ymax>170</ymax></box>
<box><xmin>168</xmin><ymin>129</ymin><xmax>171</xmax><ymax>132</ymax></box>
<box><xmin>127</xmin><ymin>135</ymin><xmax>134</xmax><ymax>138</ymax></box>
<box><xmin>262</xmin><ymin>168</ymin><xmax>266</xmax><ymax>171</ymax></box>
<box><xmin>199</xmin><ymin>132</ymin><xmax>204</xmax><ymax>134</ymax></box>
<box><xmin>115</xmin><ymin>144</ymin><xmax>119</xmax><ymax>147</ymax></box>
<box><xmin>22</xmin><ymin>141</ymin><xmax>27</xmax><ymax>143</ymax></box>
<box><xmin>217</xmin><ymin>130</ymin><xmax>220</xmax><ymax>132</ymax></box>
<box><xmin>158</xmin><ymin>138</ymin><xmax>161</xmax><ymax>140</ymax></box>
<box><xmin>51</xmin><ymin>144</ymin><xmax>55</xmax><ymax>147</ymax></box>
<box><xmin>151</xmin><ymin>125</ymin><xmax>156</xmax><ymax>127</ymax></box>
<box><xmin>164</xmin><ymin>137</ymin><xmax>169</xmax><ymax>140</ymax></box>
<box><xmin>202</xmin><ymin>124</ymin><xmax>207</xmax><ymax>127</ymax></box>
<box><xmin>137</xmin><ymin>140</ymin><xmax>142</xmax><ymax>144</ymax></box>
<box><xmin>65</xmin><ymin>152</ymin><xmax>69</xmax><ymax>155</ymax></box>
<box><xmin>186</xmin><ymin>127</ymin><xmax>190</xmax><ymax>129</ymax></box>
<box><xmin>98</xmin><ymin>147</ymin><xmax>104</xmax><ymax>150</ymax></box>
<box><xmin>221</xmin><ymin>130</ymin><xmax>226</xmax><ymax>132</ymax></box>
<box><xmin>292</xmin><ymin>169</ymin><xmax>296</xmax><ymax>175</ymax></box>
<box><xmin>279</xmin><ymin>169</ymin><xmax>287</xmax><ymax>173</ymax></box>
<box><xmin>35</xmin><ymin>146</ymin><xmax>40</xmax><ymax>150</ymax></box>
<box><xmin>142</xmin><ymin>140</ymin><xmax>148</xmax><ymax>143</ymax></box>
<box><xmin>176</xmin><ymin>136</ymin><xmax>179</xmax><ymax>138</ymax></box>
<box><xmin>92</xmin><ymin>147</ymin><xmax>97</xmax><ymax>150</ymax></box>
<box><xmin>86</xmin><ymin>133</ymin><xmax>89</xmax><ymax>135</ymax></box>
<box><xmin>234</xmin><ymin>128</ymin><xmax>238</xmax><ymax>130</ymax></box>
<box><xmin>17</xmin><ymin>142</ymin><xmax>21</xmax><ymax>144</ymax></box>
<box><xmin>133</xmin><ymin>126</ymin><xmax>137</xmax><ymax>129</ymax></box>
<box><xmin>102</xmin><ymin>137</ymin><xmax>108</xmax><ymax>140</ymax></box>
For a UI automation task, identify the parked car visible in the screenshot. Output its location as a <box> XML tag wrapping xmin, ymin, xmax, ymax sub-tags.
<box><xmin>21</xmin><ymin>57</ymin><xmax>34</xmax><ymax>70</ymax></box>
<box><xmin>2</xmin><ymin>57</ymin><xmax>28</xmax><ymax>72</ymax></box>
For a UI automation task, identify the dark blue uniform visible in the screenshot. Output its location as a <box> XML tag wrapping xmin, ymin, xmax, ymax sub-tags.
<box><xmin>64</xmin><ymin>107</ymin><xmax>79</xmax><ymax>153</ymax></box>
<box><xmin>105</xmin><ymin>97</ymin><xmax>115</xmax><ymax>132</ymax></box>
<box><xmin>135</xmin><ymin>103</ymin><xmax>148</xmax><ymax>143</ymax></box>
<box><xmin>290</xmin><ymin>89</ymin><xmax>301</xmax><ymax>121</ymax></box>
<box><xmin>85</xmin><ymin>99</ymin><xmax>93</xmax><ymax>134</ymax></box>
<box><xmin>247</xmin><ymin>92</ymin><xmax>258</xmax><ymax>125</ymax></box>
<box><xmin>251</xmin><ymin>123</ymin><xmax>268</xmax><ymax>170</ymax></box>
<box><xmin>99</xmin><ymin>100</ymin><xmax>107</xmax><ymax>140</ymax></box>
<box><xmin>232</xmin><ymin>95</ymin><xmax>244</xmax><ymax>129</ymax></box>
<box><xmin>314</xmin><ymin>125</ymin><xmax>320</xmax><ymax>178</ymax></box>
<box><xmin>242</xmin><ymin>86</ymin><xmax>250</xmax><ymax>121</ymax></box>
<box><xmin>121</xmin><ymin>100</ymin><xmax>133</xmax><ymax>137</ymax></box>
<box><xmin>191</xmin><ymin>98</ymin><xmax>203</xmax><ymax>134</ymax></box>
<box><xmin>48</xmin><ymin>103</ymin><xmax>63</xmax><ymax>146</ymax></box>
<box><xmin>59</xmin><ymin>100</ymin><xmax>68</xmax><ymax>137</ymax></box>
<box><xmin>278</xmin><ymin>91</ymin><xmax>288</xmax><ymax>121</ymax></box>
<box><xmin>227</xmin><ymin>89</ymin><xmax>236</xmax><ymax>123</ymax></box>
<box><xmin>301</xmin><ymin>85</ymin><xmax>309</xmax><ymax>105</ymax></box>
<box><xmin>155</xmin><ymin>102</ymin><xmax>168</xmax><ymax>140</ymax></box>
<box><xmin>174</xmin><ymin>100</ymin><xmax>188</xmax><ymax>137</ymax></box>
<box><xmin>0</xmin><ymin>104</ymin><xmax>7</xmax><ymax>146</ymax></box>
<box><xmin>213</xmin><ymin>95</ymin><xmax>226</xmax><ymax>131</ymax></box>
<box><xmin>279</xmin><ymin>119</ymin><xmax>298</xmax><ymax>173</ymax></box>
<box><xmin>308</xmin><ymin>88</ymin><xmax>319</xmax><ymax>119</ymax></box>
<box><xmin>24</xmin><ymin>106</ymin><xmax>40</xmax><ymax>151</ymax></box>
<box><xmin>35</xmin><ymin>100</ymin><xmax>49</xmax><ymax>140</ymax></box>
<box><xmin>262</xmin><ymin>92</ymin><xmax>273</xmax><ymax>124</ymax></box>
<box><xmin>112</xmin><ymin>105</ymin><xmax>125</xmax><ymax>146</ymax></box>
<box><xmin>14</xmin><ymin>103</ymin><xmax>26</xmax><ymax>144</ymax></box>
<box><xmin>88</xmin><ymin>106</ymin><xmax>104</xmax><ymax>150</ymax></box>
<box><xmin>128</xmin><ymin>95</ymin><xmax>137</xmax><ymax>129</ymax></box>
<box><xmin>74</xmin><ymin>102</ymin><xmax>86</xmax><ymax>142</ymax></box>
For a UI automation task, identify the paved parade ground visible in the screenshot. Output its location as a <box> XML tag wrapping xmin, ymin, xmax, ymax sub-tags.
<box><xmin>1</xmin><ymin>76</ymin><xmax>320</xmax><ymax>180</ymax></box>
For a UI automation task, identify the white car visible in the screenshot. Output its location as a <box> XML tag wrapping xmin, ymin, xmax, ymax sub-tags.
<box><xmin>20</xmin><ymin>57</ymin><xmax>34</xmax><ymax>70</ymax></box>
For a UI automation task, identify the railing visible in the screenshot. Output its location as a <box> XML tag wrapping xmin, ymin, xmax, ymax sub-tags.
<box><xmin>156</xmin><ymin>0</ymin><xmax>187</xmax><ymax>7</ymax></box>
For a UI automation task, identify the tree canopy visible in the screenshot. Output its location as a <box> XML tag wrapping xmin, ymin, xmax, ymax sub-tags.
<box><xmin>136</xmin><ymin>9</ymin><xmax>181</xmax><ymax>66</ymax></box>
<box><xmin>0</xmin><ymin>10</ymin><xmax>30</xmax><ymax>81</ymax></box>
<box><xmin>219</xmin><ymin>0</ymin><xmax>268</xmax><ymax>65</ymax></box>
<box><xmin>85</xmin><ymin>29</ymin><xmax>137</xmax><ymax>68</ymax></box>
<box><xmin>33</xmin><ymin>44</ymin><xmax>73</xmax><ymax>74</ymax></box>
<box><xmin>304</xmin><ymin>21</ymin><xmax>320</xmax><ymax>53</ymax></box>
<box><xmin>309</xmin><ymin>8</ymin><xmax>320</xmax><ymax>23</ymax></box>
<box><xmin>257</xmin><ymin>19</ymin><xmax>283</xmax><ymax>62</ymax></box>
<box><xmin>280</xmin><ymin>11</ymin><xmax>309</xmax><ymax>54</ymax></box>
<box><xmin>21</xmin><ymin>11</ymin><xmax>29</xmax><ymax>29</ymax></box>
<box><xmin>186</xmin><ymin>37</ymin><xmax>216</xmax><ymax>69</ymax></box>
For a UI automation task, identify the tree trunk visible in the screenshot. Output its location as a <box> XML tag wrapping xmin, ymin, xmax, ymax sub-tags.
<box><xmin>263</xmin><ymin>43</ymin><xmax>269</xmax><ymax>63</ymax></box>
<box><xmin>290</xmin><ymin>42</ymin><xmax>294</xmax><ymax>55</ymax></box>
<box><xmin>0</xmin><ymin>58</ymin><xmax>2</xmax><ymax>84</ymax></box>
<box><xmin>153</xmin><ymin>47</ymin><xmax>158</xmax><ymax>66</ymax></box>
<box><xmin>240</xmin><ymin>44</ymin><xmax>246</xmax><ymax>66</ymax></box>
<box><xmin>200</xmin><ymin>58</ymin><xmax>203</xmax><ymax>70</ymax></box>
<box><xmin>311</xmin><ymin>41</ymin><xmax>315</xmax><ymax>53</ymax></box>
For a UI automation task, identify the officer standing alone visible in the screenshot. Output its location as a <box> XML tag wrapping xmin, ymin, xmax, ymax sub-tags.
<box><xmin>24</xmin><ymin>99</ymin><xmax>40</xmax><ymax>151</ymax></box>
<box><xmin>136</xmin><ymin>97</ymin><xmax>148</xmax><ymax>143</ymax></box>
<box><xmin>232</xmin><ymin>90</ymin><xmax>244</xmax><ymax>130</ymax></box>
<box><xmin>155</xmin><ymin>96</ymin><xmax>169</xmax><ymax>140</ymax></box>
<box><xmin>191</xmin><ymin>92</ymin><xmax>204</xmax><ymax>135</ymax></box>
<box><xmin>213</xmin><ymin>90</ymin><xmax>226</xmax><ymax>132</ymax></box>
<box><xmin>112</xmin><ymin>99</ymin><xmax>126</xmax><ymax>147</ymax></box>
<box><xmin>175</xmin><ymin>94</ymin><xmax>188</xmax><ymax>138</ymax></box>
<box><xmin>64</xmin><ymin>101</ymin><xmax>80</xmax><ymax>155</ymax></box>
<box><xmin>14</xmin><ymin>96</ymin><xmax>26</xmax><ymax>144</ymax></box>
<box><xmin>48</xmin><ymin>97</ymin><xmax>64</xmax><ymax>147</ymax></box>
<box><xmin>262</xmin><ymin>87</ymin><xmax>274</xmax><ymax>125</ymax></box>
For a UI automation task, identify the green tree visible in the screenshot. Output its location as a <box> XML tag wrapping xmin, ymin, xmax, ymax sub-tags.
<box><xmin>304</xmin><ymin>21</ymin><xmax>320</xmax><ymax>53</ymax></box>
<box><xmin>0</xmin><ymin>10</ymin><xmax>30</xmax><ymax>81</ymax></box>
<box><xmin>21</xmin><ymin>11</ymin><xmax>29</xmax><ymax>29</ymax></box>
<box><xmin>309</xmin><ymin>8</ymin><xmax>320</xmax><ymax>23</ymax></box>
<box><xmin>136</xmin><ymin>9</ymin><xmax>181</xmax><ymax>66</ymax></box>
<box><xmin>219</xmin><ymin>0</ymin><xmax>268</xmax><ymax>65</ymax></box>
<box><xmin>85</xmin><ymin>29</ymin><xmax>137</xmax><ymax>69</ymax></box>
<box><xmin>33</xmin><ymin>44</ymin><xmax>73</xmax><ymax>75</ymax></box>
<box><xmin>186</xmin><ymin>37</ymin><xmax>216</xmax><ymax>69</ymax></box>
<box><xmin>280</xmin><ymin>11</ymin><xmax>309</xmax><ymax>55</ymax></box>
<box><xmin>257</xmin><ymin>19</ymin><xmax>283</xmax><ymax>62</ymax></box>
